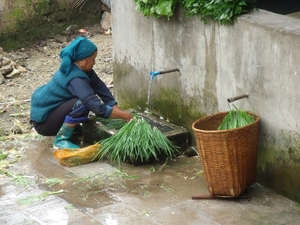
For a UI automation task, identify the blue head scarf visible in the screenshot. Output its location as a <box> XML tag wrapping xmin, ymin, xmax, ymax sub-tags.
<box><xmin>59</xmin><ymin>36</ymin><xmax>97</xmax><ymax>75</ymax></box>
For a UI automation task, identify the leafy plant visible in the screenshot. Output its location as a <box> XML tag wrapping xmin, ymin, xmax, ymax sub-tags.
<box><xmin>42</xmin><ymin>178</ymin><xmax>65</xmax><ymax>187</ymax></box>
<box><xmin>0</xmin><ymin>170</ymin><xmax>30</xmax><ymax>188</ymax></box>
<box><xmin>95</xmin><ymin>117</ymin><xmax>127</xmax><ymax>131</ymax></box>
<box><xmin>0</xmin><ymin>153</ymin><xmax>8</xmax><ymax>160</ymax></box>
<box><xmin>134</xmin><ymin>0</ymin><xmax>257</xmax><ymax>24</ymax></box>
<box><xmin>186</xmin><ymin>0</ymin><xmax>256</xmax><ymax>24</ymax></box>
<box><xmin>17</xmin><ymin>190</ymin><xmax>66</xmax><ymax>206</ymax></box>
<box><xmin>134</xmin><ymin>0</ymin><xmax>181</xmax><ymax>19</ymax></box>
<box><xmin>218</xmin><ymin>105</ymin><xmax>255</xmax><ymax>130</ymax></box>
<box><xmin>71</xmin><ymin>0</ymin><xmax>256</xmax><ymax>24</ymax></box>
<box><xmin>94</xmin><ymin>116</ymin><xmax>178</xmax><ymax>166</ymax></box>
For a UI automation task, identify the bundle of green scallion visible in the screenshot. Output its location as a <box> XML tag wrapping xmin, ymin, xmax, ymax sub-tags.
<box><xmin>218</xmin><ymin>105</ymin><xmax>255</xmax><ymax>130</ymax></box>
<box><xmin>94</xmin><ymin>116</ymin><xmax>178</xmax><ymax>165</ymax></box>
<box><xmin>95</xmin><ymin>117</ymin><xmax>127</xmax><ymax>134</ymax></box>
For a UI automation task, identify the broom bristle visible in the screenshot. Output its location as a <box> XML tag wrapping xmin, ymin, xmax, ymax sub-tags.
<box><xmin>71</xmin><ymin>0</ymin><xmax>88</xmax><ymax>9</ymax></box>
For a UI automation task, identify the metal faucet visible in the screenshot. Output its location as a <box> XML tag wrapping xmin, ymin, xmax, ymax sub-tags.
<box><xmin>150</xmin><ymin>68</ymin><xmax>180</xmax><ymax>80</ymax></box>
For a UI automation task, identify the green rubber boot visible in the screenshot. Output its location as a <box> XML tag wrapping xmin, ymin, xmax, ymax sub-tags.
<box><xmin>53</xmin><ymin>123</ymin><xmax>80</xmax><ymax>150</ymax></box>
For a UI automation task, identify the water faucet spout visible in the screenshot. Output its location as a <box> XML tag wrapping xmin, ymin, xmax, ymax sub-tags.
<box><xmin>227</xmin><ymin>93</ymin><xmax>249</xmax><ymax>103</ymax></box>
<box><xmin>150</xmin><ymin>68</ymin><xmax>180</xmax><ymax>80</ymax></box>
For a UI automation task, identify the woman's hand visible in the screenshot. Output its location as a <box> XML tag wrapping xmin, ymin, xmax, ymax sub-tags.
<box><xmin>123</xmin><ymin>113</ymin><xmax>133</xmax><ymax>123</ymax></box>
<box><xmin>110</xmin><ymin>105</ymin><xmax>133</xmax><ymax>122</ymax></box>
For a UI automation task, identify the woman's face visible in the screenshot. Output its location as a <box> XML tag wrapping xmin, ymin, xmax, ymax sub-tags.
<box><xmin>78</xmin><ymin>51</ymin><xmax>97</xmax><ymax>72</ymax></box>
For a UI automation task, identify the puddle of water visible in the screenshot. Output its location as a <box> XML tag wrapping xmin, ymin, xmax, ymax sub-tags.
<box><xmin>2</xmin><ymin>132</ymin><xmax>300</xmax><ymax>225</ymax></box>
<box><xmin>1</xmin><ymin>132</ymin><xmax>205</xmax><ymax>225</ymax></box>
<box><xmin>104</xmin><ymin>214</ymin><xmax>118</xmax><ymax>225</ymax></box>
<box><xmin>26</xmin><ymin>142</ymin><xmax>125</xmax><ymax>209</ymax></box>
<box><xmin>0</xmin><ymin>184</ymin><xmax>70</xmax><ymax>225</ymax></box>
<box><xmin>25</xmin><ymin>140</ymin><xmax>203</xmax><ymax>209</ymax></box>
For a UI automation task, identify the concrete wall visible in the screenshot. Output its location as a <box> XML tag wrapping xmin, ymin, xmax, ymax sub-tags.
<box><xmin>111</xmin><ymin>1</ymin><xmax>300</xmax><ymax>203</ymax></box>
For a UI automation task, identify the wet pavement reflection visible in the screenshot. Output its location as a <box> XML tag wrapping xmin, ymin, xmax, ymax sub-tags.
<box><xmin>1</xmin><ymin>134</ymin><xmax>300</xmax><ymax>225</ymax></box>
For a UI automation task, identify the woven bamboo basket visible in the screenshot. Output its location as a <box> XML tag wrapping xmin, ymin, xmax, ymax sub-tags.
<box><xmin>192</xmin><ymin>111</ymin><xmax>259</xmax><ymax>197</ymax></box>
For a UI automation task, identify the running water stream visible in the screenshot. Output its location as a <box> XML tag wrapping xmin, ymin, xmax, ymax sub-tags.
<box><xmin>144</xmin><ymin>68</ymin><xmax>180</xmax><ymax>114</ymax></box>
<box><xmin>144</xmin><ymin>79</ymin><xmax>153</xmax><ymax>113</ymax></box>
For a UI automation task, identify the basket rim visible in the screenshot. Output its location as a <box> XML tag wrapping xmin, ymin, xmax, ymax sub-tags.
<box><xmin>192</xmin><ymin>111</ymin><xmax>259</xmax><ymax>133</ymax></box>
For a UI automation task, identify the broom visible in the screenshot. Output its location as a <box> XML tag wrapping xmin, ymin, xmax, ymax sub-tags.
<box><xmin>71</xmin><ymin>0</ymin><xmax>88</xmax><ymax>9</ymax></box>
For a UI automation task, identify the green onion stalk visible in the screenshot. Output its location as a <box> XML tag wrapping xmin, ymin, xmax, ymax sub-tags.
<box><xmin>94</xmin><ymin>116</ymin><xmax>179</xmax><ymax>166</ymax></box>
<box><xmin>218</xmin><ymin>105</ymin><xmax>255</xmax><ymax>130</ymax></box>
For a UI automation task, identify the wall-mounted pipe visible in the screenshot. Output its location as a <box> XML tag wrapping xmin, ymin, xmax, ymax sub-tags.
<box><xmin>150</xmin><ymin>68</ymin><xmax>180</xmax><ymax>80</ymax></box>
<box><xmin>227</xmin><ymin>93</ymin><xmax>249</xmax><ymax>103</ymax></box>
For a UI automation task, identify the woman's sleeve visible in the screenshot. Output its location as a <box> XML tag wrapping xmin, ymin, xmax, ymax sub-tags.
<box><xmin>67</xmin><ymin>78</ymin><xmax>113</xmax><ymax>118</ymax></box>
<box><xmin>88</xmin><ymin>70</ymin><xmax>117</xmax><ymax>107</ymax></box>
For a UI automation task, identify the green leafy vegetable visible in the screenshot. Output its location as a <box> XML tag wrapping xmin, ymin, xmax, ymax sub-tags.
<box><xmin>17</xmin><ymin>190</ymin><xmax>66</xmax><ymax>206</ymax></box>
<box><xmin>134</xmin><ymin>0</ymin><xmax>257</xmax><ymax>25</ymax></box>
<box><xmin>134</xmin><ymin>0</ymin><xmax>181</xmax><ymax>19</ymax></box>
<box><xmin>94</xmin><ymin>116</ymin><xmax>178</xmax><ymax>166</ymax></box>
<box><xmin>96</xmin><ymin>117</ymin><xmax>127</xmax><ymax>130</ymax></box>
<box><xmin>0</xmin><ymin>153</ymin><xmax>8</xmax><ymax>160</ymax></box>
<box><xmin>218</xmin><ymin>105</ymin><xmax>255</xmax><ymax>130</ymax></box>
<box><xmin>42</xmin><ymin>178</ymin><xmax>65</xmax><ymax>187</ymax></box>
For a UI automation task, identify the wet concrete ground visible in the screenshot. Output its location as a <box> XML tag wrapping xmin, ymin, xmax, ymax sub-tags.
<box><xmin>1</xmin><ymin>133</ymin><xmax>300</xmax><ymax>225</ymax></box>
